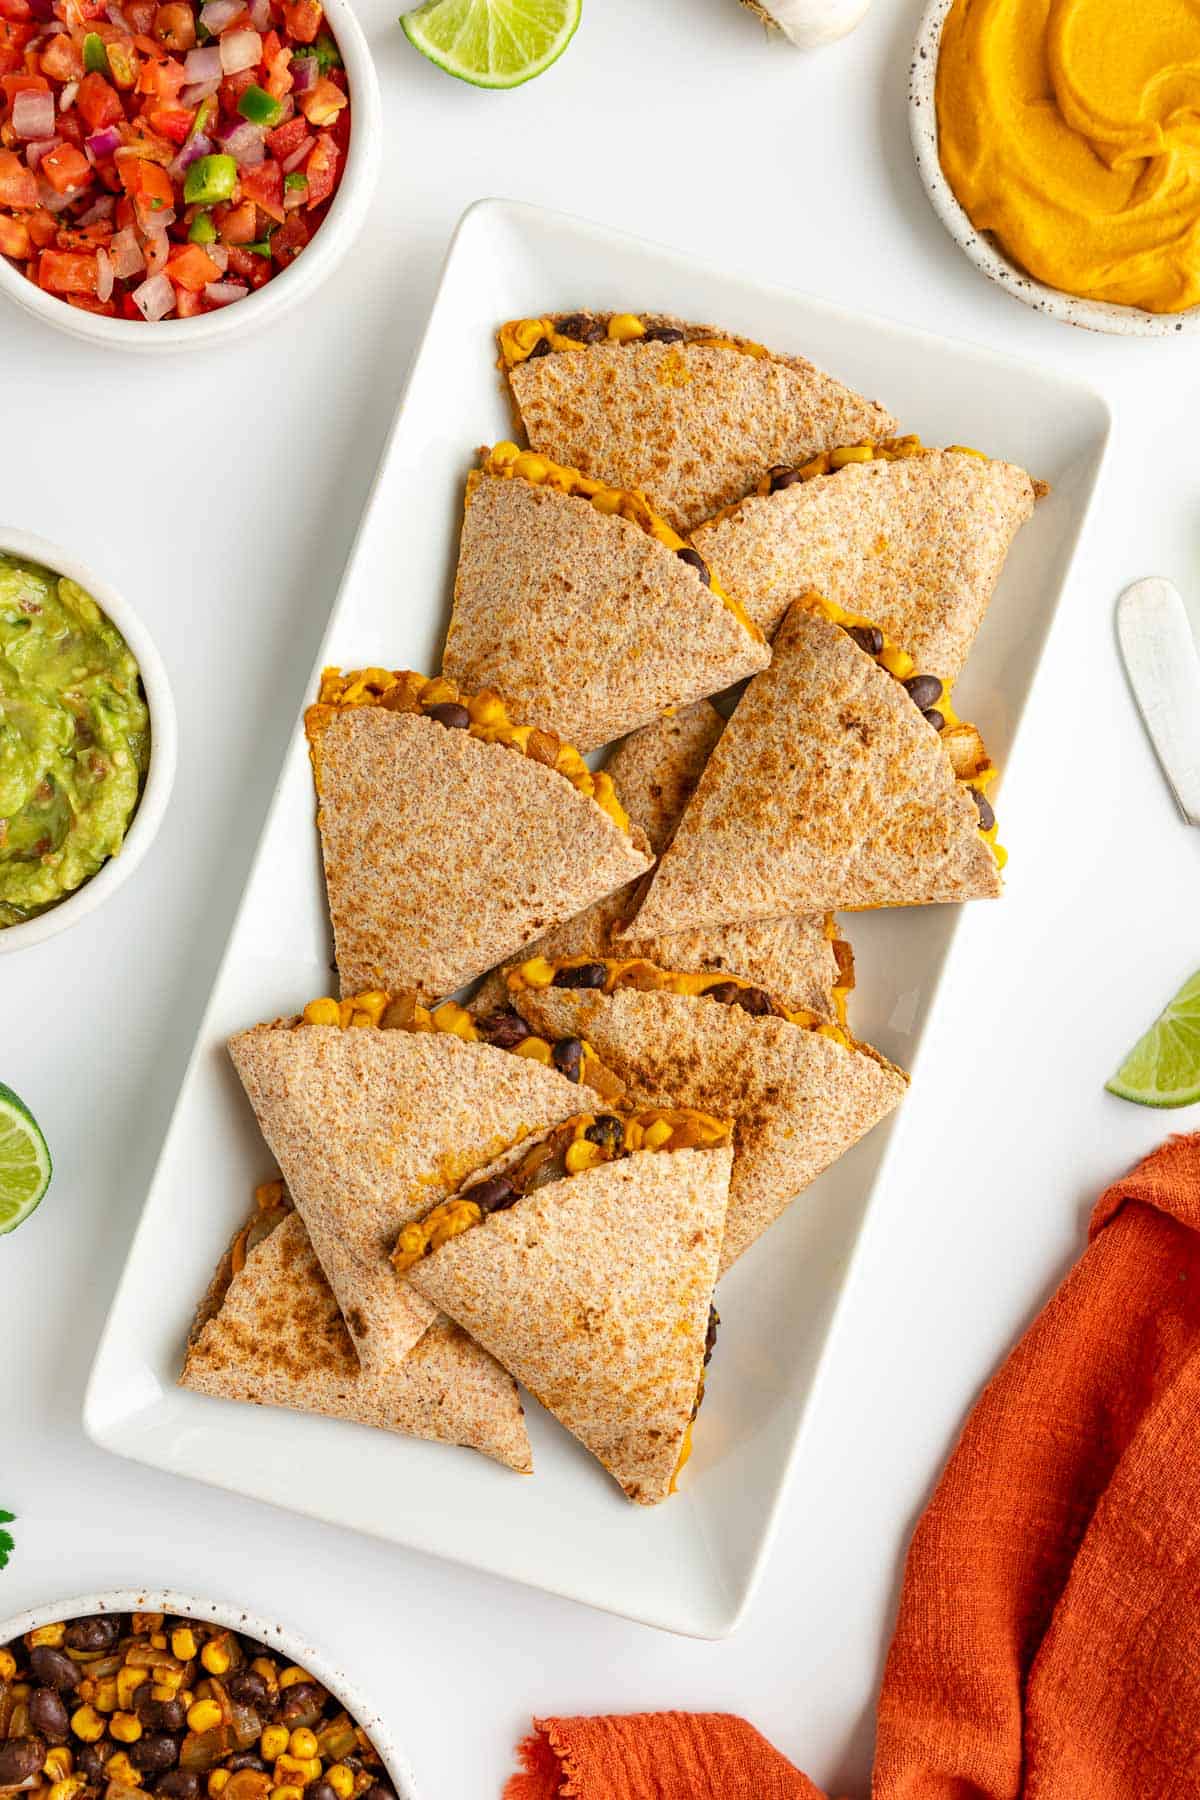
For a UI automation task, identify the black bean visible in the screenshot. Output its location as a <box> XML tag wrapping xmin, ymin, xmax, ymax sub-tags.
<box><xmin>767</xmin><ymin>465</ymin><xmax>803</xmax><ymax>493</ymax></box>
<box><xmin>224</xmin><ymin>1671</ymin><xmax>269</xmax><ymax>1709</ymax></box>
<box><xmin>552</xmin><ymin>962</ymin><xmax>608</xmax><ymax>989</ymax></box>
<box><xmin>477</xmin><ymin>1008</ymin><xmax>529</xmax><ymax>1050</ymax></box>
<box><xmin>550</xmin><ymin>1037</ymin><xmax>584</xmax><ymax>1082</ymax></box>
<box><xmin>922</xmin><ymin>708</ymin><xmax>945</xmax><ymax>733</ymax></box>
<box><xmin>63</xmin><ymin>1617</ymin><xmax>119</xmax><ymax>1653</ymax></box>
<box><xmin>464</xmin><ymin>1175</ymin><xmax>517</xmax><ymax>1216</ymax></box>
<box><xmin>675</xmin><ymin>546</ymin><xmax>711</xmax><ymax>587</ymax></box>
<box><xmin>225</xmin><ymin>1755</ymin><xmax>267</xmax><ymax>1774</ymax></box>
<box><xmin>360</xmin><ymin>1784</ymin><xmax>394</xmax><ymax>1800</ymax></box>
<box><xmin>129</xmin><ymin>1735</ymin><xmax>180</xmax><ymax>1775</ymax></box>
<box><xmin>155</xmin><ymin>1774</ymin><xmax>200</xmax><ymax>1800</ymax></box>
<box><xmin>969</xmin><ymin>786</ymin><xmax>995</xmax><ymax>832</ymax></box>
<box><xmin>555</xmin><ymin>313</ymin><xmax>602</xmax><ymax>344</ymax></box>
<box><xmin>584</xmin><ymin>1115</ymin><xmax>624</xmax><ymax>1154</ymax></box>
<box><xmin>29</xmin><ymin>1647</ymin><xmax>80</xmax><ymax>1691</ymax></box>
<box><xmin>29</xmin><ymin>1687</ymin><xmax>70</xmax><ymax>1741</ymax></box>
<box><xmin>846</xmin><ymin>624</ymin><xmax>884</xmax><ymax>657</ymax></box>
<box><xmin>642</xmin><ymin>326</ymin><xmax>685</xmax><ymax>344</ymax></box>
<box><xmin>77</xmin><ymin>1743</ymin><xmax>115</xmax><ymax>1786</ymax></box>
<box><xmin>309</xmin><ymin>1784</ymin><xmax>339</xmax><ymax>1800</ymax></box>
<box><xmin>704</xmin><ymin>981</ymin><xmax>772</xmax><ymax>1015</ymax></box>
<box><xmin>276</xmin><ymin>1683</ymin><xmax>324</xmax><ymax>1727</ymax></box>
<box><xmin>135</xmin><ymin>1692</ymin><xmax>185</xmax><ymax>1733</ymax></box>
<box><xmin>424</xmin><ymin>702</ymin><xmax>470</xmax><ymax>730</ymax></box>
<box><xmin>0</xmin><ymin>1739</ymin><xmax>47</xmax><ymax>1786</ymax></box>
<box><xmin>526</xmin><ymin>337</ymin><xmax>551</xmax><ymax>358</ymax></box>
<box><xmin>903</xmin><ymin>674</ymin><xmax>943</xmax><ymax>711</ymax></box>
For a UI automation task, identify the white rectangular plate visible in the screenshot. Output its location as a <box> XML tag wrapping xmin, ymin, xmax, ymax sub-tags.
<box><xmin>85</xmin><ymin>198</ymin><xmax>1110</xmax><ymax>1639</ymax></box>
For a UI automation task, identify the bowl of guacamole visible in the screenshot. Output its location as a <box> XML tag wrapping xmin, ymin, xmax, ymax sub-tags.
<box><xmin>0</xmin><ymin>531</ymin><xmax>176</xmax><ymax>950</ymax></box>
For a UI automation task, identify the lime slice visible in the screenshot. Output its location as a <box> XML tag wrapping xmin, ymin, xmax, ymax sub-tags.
<box><xmin>1106</xmin><ymin>968</ymin><xmax>1200</xmax><ymax>1108</ymax></box>
<box><xmin>0</xmin><ymin>1083</ymin><xmax>52</xmax><ymax>1234</ymax></box>
<box><xmin>401</xmin><ymin>0</ymin><xmax>581</xmax><ymax>88</ymax></box>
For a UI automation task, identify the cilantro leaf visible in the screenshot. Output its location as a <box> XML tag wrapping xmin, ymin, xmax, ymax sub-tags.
<box><xmin>0</xmin><ymin>1511</ymin><xmax>14</xmax><ymax>1571</ymax></box>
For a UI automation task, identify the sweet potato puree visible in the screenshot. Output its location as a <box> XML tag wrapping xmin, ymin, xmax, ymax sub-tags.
<box><xmin>936</xmin><ymin>0</ymin><xmax>1200</xmax><ymax>313</ymax></box>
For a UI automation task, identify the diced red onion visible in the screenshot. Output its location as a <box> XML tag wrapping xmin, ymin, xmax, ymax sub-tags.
<box><xmin>290</xmin><ymin>53</ymin><xmax>316</xmax><ymax>93</ymax></box>
<box><xmin>275</xmin><ymin>92</ymin><xmax>294</xmax><ymax>122</ymax></box>
<box><xmin>168</xmin><ymin>130</ymin><xmax>212</xmax><ymax>178</ymax></box>
<box><xmin>37</xmin><ymin>180</ymin><xmax>75</xmax><ymax>214</ymax></box>
<box><xmin>218</xmin><ymin>118</ymin><xmax>265</xmax><ymax>164</ymax></box>
<box><xmin>85</xmin><ymin>125</ymin><xmax>123</xmax><ymax>160</ymax></box>
<box><xmin>248</xmin><ymin>0</ymin><xmax>270</xmax><ymax>31</ymax></box>
<box><xmin>105</xmin><ymin>0</ymin><xmax>131</xmax><ymax>23</ymax></box>
<box><xmin>58</xmin><ymin>79</ymin><xmax>79</xmax><ymax>111</ymax></box>
<box><xmin>280</xmin><ymin>133</ymin><xmax>312</xmax><ymax>173</ymax></box>
<box><xmin>218</xmin><ymin>26</ymin><xmax>261</xmax><ymax>73</ymax></box>
<box><xmin>180</xmin><ymin>76</ymin><xmax>222</xmax><ymax>106</ymax></box>
<box><xmin>110</xmin><ymin>226</ymin><xmax>145</xmax><ymax>279</ymax></box>
<box><xmin>184</xmin><ymin>44</ymin><xmax>223</xmax><ymax>84</ymax></box>
<box><xmin>206</xmin><ymin>240</ymin><xmax>229</xmax><ymax>272</ymax></box>
<box><xmin>25</xmin><ymin>136</ymin><xmax>61</xmax><ymax>171</ymax></box>
<box><xmin>203</xmin><ymin>279</ymin><xmax>246</xmax><ymax>305</ymax></box>
<box><xmin>76</xmin><ymin>193</ymin><xmax>116</xmax><ymax>225</ymax></box>
<box><xmin>141</xmin><ymin>224</ymin><xmax>172</xmax><ymax>273</ymax></box>
<box><xmin>132</xmin><ymin>271</ymin><xmax>175</xmax><ymax>321</ymax></box>
<box><xmin>200</xmin><ymin>0</ymin><xmax>243</xmax><ymax>26</ymax></box>
<box><xmin>95</xmin><ymin>245</ymin><xmax>114</xmax><ymax>302</ymax></box>
<box><xmin>13</xmin><ymin>90</ymin><xmax>56</xmax><ymax>142</ymax></box>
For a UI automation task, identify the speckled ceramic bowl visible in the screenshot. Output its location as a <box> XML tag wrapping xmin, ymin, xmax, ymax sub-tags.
<box><xmin>0</xmin><ymin>1591</ymin><xmax>421</xmax><ymax>1800</ymax></box>
<box><xmin>909</xmin><ymin>0</ymin><xmax>1200</xmax><ymax>336</ymax></box>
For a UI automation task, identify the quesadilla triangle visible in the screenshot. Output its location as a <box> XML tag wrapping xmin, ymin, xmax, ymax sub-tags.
<box><xmin>304</xmin><ymin>667</ymin><xmax>653</xmax><ymax>1000</ymax></box>
<box><xmin>443</xmin><ymin>445</ymin><xmax>768</xmax><ymax>753</ymax></box>
<box><xmin>692</xmin><ymin>437</ymin><xmax>1041</xmax><ymax>678</ymax></box>
<box><xmin>626</xmin><ymin>598</ymin><xmax>1005</xmax><ymax>933</ymax></box>
<box><xmin>181</xmin><ymin>1181</ymin><xmax>532</xmax><ymax>1474</ymax></box>
<box><xmin>507</xmin><ymin>957</ymin><xmax>907</xmax><ymax>1272</ymax></box>
<box><xmin>497</xmin><ymin>311</ymin><xmax>899</xmax><ymax>534</ymax></box>
<box><xmin>229</xmin><ymin>995</ymin><xmax>621</xmax><ymax>1373</ymax></box>
<box><xmin>395</xmin><ymin>1107</ymin><xmax>733</xmax><ymax>1505</ymax></box>
<box><xmin>471</xmin><ymin>701</ymin><xmax>855</xmax><ymax>1025</ymax></box>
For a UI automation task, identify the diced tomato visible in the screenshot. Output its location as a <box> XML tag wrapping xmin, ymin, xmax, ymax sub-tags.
<box><xmin>270</xmin><ymin>206</ymin><xmax>306</xmax><ymax>264</ymax></box>
<box><xmin>303</xmin><ymin>128</ymin><xmax>336</xmax><ymax>208</ymax></box>
<box><xmin>218</xmin><ymin>67</ymin><xmax>256</xmax><ymax>116</ymax></box>
<box><xmin>75</xmin><ymin>69</ymin><xmax>123</xmax><ymax>130</ymax></box>
<box><xmin>39</xmin><ymin>141</ymin><xmax>91</xmax><ymax>193</ymax></box>
<box><xmin>125</xmin><ymin>0</ymin><xmax>156</xmax><ymax>30</ymax></box>
<box><xmin>118</xmin><ymin>151</ymin><xmax>173</xmax><ymax>221</ymax></box>
<box><xmin>0</xmin><ymin>208</ymin><xmax>30</xmax><ymax>256</ymax></box>
<box><xmin>0</xmin><ymin>0</ymin><xmax>31</xmax><ymax>24</ymax></box>
<box><xmin>174</xmin><ymin>280</ymin><xmax>203</xmax><ymax>315</ymax></box>
<box><xmin>0</xmin><ymin>145</ymin><xmax>36</xmax><ymax>206</ymax></box>
<box><xmin>2</xmin><ymin>70</ymin><xmax>47</xmax><ymax>106</ymax></box>
<box><xmin>67</xmin><ymin>291</ymin><xmax>117</xmax><ymax>313</ymax></box>
<box><xmin>225</xmin><ymin>240</ymin><xmax>269</xmax><ymax>285</ymax></box>
<box><xmin>298</xmin><ymin>73</ymin><xmax>343</xmax><ymax>128</ymax></box>
<box><xmin>26</xmin><ymin>203</ymin><xmax>55</xmax><ymax>245</ymax></box>
<box><xmin>57</xmin><ymin>0</ymin><xmax>108</xmax><ymax>27</ymax></box>
<box><xmin>263</xmin><ymin>37</ymin><xmax>290</xmax><ymax>98</ymax></box>
<box><xmin>266</xmin><ymin>114</ymin><xmax>306</xmax><ymax>160</ymax></box>
<box><xmin>145</xmin><ymin>103</ymin><xmax>192</xmax><ymax>143</ymax></box>
<box><xmin>38</xmin><ymin>246</ymin><xmax>98</xmax><ymax>292</ymax></box>
<box><xmin>118</xmin><ymin>288</ymin><xmax>140</xmax><ymax>317</ymax></box>
<box><xmin>164</xmin><ymin>238</ymin><xmax>217</xmax><ymax>289</ymax></box>
<box><xmin>56</xmin><ymin>220</ymin><xmax>113</xmax><ymax>246</ymax></box>
<box><xmin>153</xmin><ymin>2</ymin><xmax>195</xmax><ymax>50</ymax></box>
<box><xmin>136</xmin><ymin>47</ymin><xmax>187</xmax><ymax>99</ymax></box>
<box><xmin>39</xmin><ymin>31</ymin><xmax>84</xmax><ymax>80</ymax></box>
<box><xmin>240</xmin><ymin>156</ymin><xmax>282</xmax><ymax>221</ymax></box>
<box><xmin>281</xmin><ymin>0</ymin><xmax>320</xmax><ymax>41</ymax></box>
<box><xmin>118</xmin><ymin>120</ymin><xmax>175</xmax><ymax>162</ymax></box>
<box><xmin>214</xmin><ymin>196</ymin><xmax>255</xmax><ymax>242</ymax></box>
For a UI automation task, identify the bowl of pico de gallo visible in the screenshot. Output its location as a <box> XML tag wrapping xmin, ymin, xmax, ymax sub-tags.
<box><xmin>0</xmin><ymin>0</ymin><xmax>379</xmax><ymax>347</ymax></box>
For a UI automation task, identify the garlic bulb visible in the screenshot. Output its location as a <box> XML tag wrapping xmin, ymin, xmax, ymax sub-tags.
<box><xmin>740</xmin><ymin>0</ymin><xmax>871</xmax><ymax>48</ymax></box>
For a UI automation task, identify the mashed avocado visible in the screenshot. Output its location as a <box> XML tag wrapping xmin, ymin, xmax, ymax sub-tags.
<box><xmin>0</xmin><ymin>555</ymin><xmax>150</xmax><ymax>927</ymax></box>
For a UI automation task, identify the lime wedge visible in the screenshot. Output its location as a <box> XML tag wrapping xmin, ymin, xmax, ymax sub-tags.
<box><xmin>0</xmin><ymin>1083</ymin><xmax>52</xmax><ymax>1234</ymax></box>
<box><xmin>401</xmin><ymin>0</ymin><xmax>581</xmax><ymax>88</ymax></box>
<box><xmin>1107</xmin><ymin>968</ymin><xmax>1200</xmax><ymax>1108</ymax></box>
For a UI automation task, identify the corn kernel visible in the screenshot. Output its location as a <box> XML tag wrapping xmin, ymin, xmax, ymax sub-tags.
<box><xmin>512</xmin><ymin>319</ymin><xmax>544</xmax><ymax>352</ymax></box>
<box><xmin>278</xmin><ymin>1668</ymin><xmax>312</xmax><ymax>1690</ymax></box>
<box><xmin>149</xmin><ymin>1634</ymin><xmax>168</xmax><ymax>1652</ymax></box>
<box><xmin>116</xmin><ymin>1667</ymin><xmax>148</xmax><ymax>1709</ymax></box>
<box><xmin>324</xmin><ymin>1768</ymin><xmax>353</xmax><ymax>1800</ymax></box>
<box><xmin>606</xmin><ymin>312</ymin><xmax>646</xmax><ymax>343</ymax></box>
<box><xmin>564</xmin><ymin>1138</ymin><xmax>603</xmax><ymax>1174</ymax></box>
<box><xmin>43</xmin><ymin>1748</ymin><xmax>74</xmax><ymax>1780</ymax></box>
<box><xmin>200</xmin><ymin>1641</ymin><xmax>231</xmax><ymax>1677</ymax></box>
<box><xmin>274</xmin><ymin>1756</ymin><xmax>320</xmax><ymax>1785</ymax></box>
<box><xmin>93</xmin><ymin>1678</ymin><xmax>119</xmax><ymax>1713</ymax></box>
<box><xmin>132</xmin><ymin>1614</ymin><xmax>163</xmax><ymax>1636</ymax></box>
<box><xmin>110</xmin><ymin>1713</ymin><xmax>142</xmax><ymax>1744</ymax></box>
<box><xmin>513</xmin><ymin>1037</ymin><xmax>551</xmax><ymax>1065</ymax></box>
<box><xmin>171</xmin><ymin>1629</ymin><xmax>198</xmax><ymax>1661</ymax></box>
<box><xmin>150</xmin><ymin>1681</ymin><xmax>179</xmax><ymax>1703</ymax></box>
<box><xmin>71</xmin><ymin>1705</ymin><xmax>106</xmax><ymax>1743</ymax></box>
<box><xmin>288</xmin><ymin>1731</ymin><xmax>318</xmax><ymax>1761</ymax></box>
<box><xmin>418</xmin><ymin>677</ymin><xmax>456</xmax><ymax>708</ymax></box>
<box><xmin>187</xmin><ymin>1699</ymin><xmax>223</xmax><ymax>1734</ymax></box>
<box><xmin>179</xmin><ymin>1691</ymin><xmax>194</xmax><ymax>1709</ymax></box>
<box><xmin>512</xmin><ymin>452</ymin><xmax>548</xmax><ymax>485</ymax></box>
<box><xmin>878</xmin><ymin>646</ymin><xmax>915</xmax><ymax>680</ymax></box>
<box><xmin>29</xmin><ymin>1624</ymin><xmax>66</xmax><ymax>1648</ymax></box>
<box><xmin>516</xmin><ymin>957</ymin><xmax>554</xmax><ymax>990</ymax></box>
<box><xmin>0</xmin><ymin>1649</ymin><xmax>16</xmax><ymax>1681</ymax></box>
<box><xmin>829</xmin><ymin>445</ymin><xmax>874</xmax><ymax>468</ymax></box>
<box><xmin>270</xmin><ymin>1788</ymin><xmax>303</xmax><ymax>1800</ymax></box>
<box><xmin>429</xmin><ymin>1001</ymin><xmax>476</xmax><ymax>1041</ymax></box>
<box><xmin>260</xmin><ymin>1726</ymin><xmax>290</xmax><ymax>1761</ymax></box>
<box><xmin>251</xmin><ymin>1658</ymin><xmax>279</xmax><ymax>1694</ymax></box>
<box><xmin>48</xmin><ymin>1777</ymin><xmax>85</xmax><ymax>1800</ymax></box>
<box><xmin>106</xmin><ymin>1755</ymin><xmax>141</xmax><ymax>1789</ymax></box>
<box><xmin>208</xmin><ymin>1773</ymin><xmax>230</xmax><ymax>1796</ymax></box>
<box><xmin>302</xmin><ymin>998</ymin><xmax>340</xmax><ymax>1027</ymax></box>
<box><xmin>642</xmin><ymin>1118</ymin><xmax>674</xmax><ymax>1151</ymax></box>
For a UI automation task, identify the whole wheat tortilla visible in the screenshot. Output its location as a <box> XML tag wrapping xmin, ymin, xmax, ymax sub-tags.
<box><xmin>471</xmin><ymin>702</ymin><xmax>846</xmax><ymax>1022</ymax></box>
<box><xmin>407</xmin><ymin>1143</ymin><xmax>732</xmax><ymax>1504</ymax></box>
<box><xmin>692</xmin><ymin>449</ymin><xmax>1037</xmax><ymax>677</ymax></box>
<box><xmin>626</xmin><ymin>604</ymin><xmax>1003</xmax><ymax>932</ymax></box>
<box><xmin>181</xmin><ymin>1206</ymin><xmax>532</xmax><ymax>1473</ymax></box>
<box><xmin>228</xmin><ymin>1023</ymin><xmax>589</xmax><ymax>1371</ymax></box>
<box><xmin>310</xmin><ymin>706</ymin><xmax>652</xmax><ymax>1000</ymax></box>
<box><xmin>444</xmin><ymin>473</ymin><xmax>767</xmax><ymax>752</ymax></box>
<box><xmin>514</xmin><ymin>985</ymin><xmax>906</xmax><ymax>1272</ymax></box>
<box><xmin>506</xmin><ymin>314</ymin><xmax>899</xmax><ymax>533</ymax></box>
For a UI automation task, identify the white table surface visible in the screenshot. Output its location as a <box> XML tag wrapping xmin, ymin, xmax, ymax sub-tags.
<box><xmin>4</xmin><ymin>0</ymin><xmax>1200</xmax><ymax>1792</ymax></box>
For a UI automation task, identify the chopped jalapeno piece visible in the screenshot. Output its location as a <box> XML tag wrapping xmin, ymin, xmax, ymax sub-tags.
<box><xmin>183</xmin><ymin>152</ymin><xmax>238</xmax><ymax>205</ymax></box>
<box><xmin>284</xmin><ymin>171</ymin><xmax>307</xmax><ymax>192</ymax></box>
<box><xmin>82</xmin><ymin>31</ymin><xmax>111</xmax><ymax>73</ymax></box>
<box><xmin>313</xmin><ymin>29</ymin><xmax>341</xmax><ymax>71</ymax></box>
<box><xmin>244</xmin><ymin>237</ymin><xmax>274</xmax><ymax>257</ymax></box>
<box><xmin>237</xmin><ymin>83</ymin><xmax>283</xmax><ymax>127</ymax></box>
<box><xmin>188</xmin><ymin>209</ymin><xmax>216</xmax><ymax>244</ymax></box>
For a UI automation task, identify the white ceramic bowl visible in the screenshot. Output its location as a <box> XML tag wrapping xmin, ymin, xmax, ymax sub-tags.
<box><xmin>909</xmin><ymin>0</ymin><xmax>1200</xmax><ymax>337</ymax></box>
<box><xmin>0</xmin><ymin>1590</ymin><xmax>420</xmax><ymax>1800</ymax></box>
<box><xmin>0</xmin><ymin>528</ymin><xmax>177</xmax><ymax>953</ymax></box>
<box><xmin>0</xmin><ymin>0</ymin><xmax>381</xmax><ymax>353</ymax></box>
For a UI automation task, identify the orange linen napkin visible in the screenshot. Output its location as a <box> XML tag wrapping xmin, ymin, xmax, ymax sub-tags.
<box><xmin>506</xmin><ymin>1133</ymin><xmax>1200</xmax><ymax>1800</ymax></box>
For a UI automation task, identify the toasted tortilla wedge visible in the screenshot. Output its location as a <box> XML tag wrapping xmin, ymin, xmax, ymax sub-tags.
<box><xmin>444</xmin><ymin>460</ymin><xmax>768</xmax><ymax>752</ymax></box>
<box><xmin>406</xmin><ymin>1129</ymin><xmax>732</xmax><ymax>1504</ymax></box>
<box><xmin>501</xmin><ymin>313</ymin><xmax>899</xmax><ymax>533</ymax></box>
<box><xmin>628</xmin><ymin>604</ymin><xmax>1003</xmax><ymax>931</ymax></box>
<box><xmin>181</xmin><ymin>1192</ymin><xmax>532</xmax><ymax>1472</ymax></box>
<box><xmin>228</xmin><ymin>1021</ymin><xmax>592</xmax><ymax>1371</ymax></box>
<box><xmin>470</xmin><ymin>701</ymin><xmax>848</xmax><ymax>1022</ymax></box>
<box><xmin>693</xmin><ymin>446</ymin><xmax>1037</xmax><ymax>677</ymax></box>
<box><xmin>306</xmin><ymin>687</ymin><xmax>652</xmax><ymax>999</ymax></box>
<box><xmin>513</xmin><ymin>983</ymin><xmax>906</xmax><ymax>1271</ymax></box>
